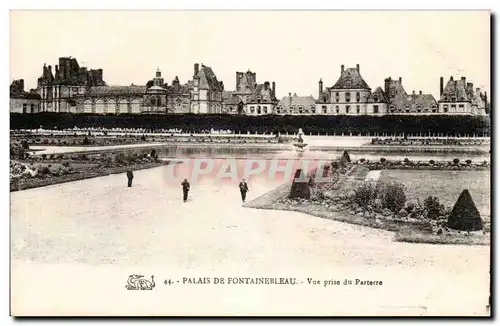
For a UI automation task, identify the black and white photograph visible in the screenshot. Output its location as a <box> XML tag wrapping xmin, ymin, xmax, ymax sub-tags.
<box><xmin>8</xmin><ymin>8</ymin><xmax>492</xmax><ymax>317</ymax></box>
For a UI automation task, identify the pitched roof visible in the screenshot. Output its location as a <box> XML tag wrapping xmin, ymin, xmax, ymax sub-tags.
<box><xmin>278</xmin><ymin>94</ymin><xmax>316</xmax><ymax>110</ymax></box>
<box><xmin>222</xmin><ymin>91</ymin><xmax>243</xmax><ymax>105</ymax></box>
<box><xmin>331</xmin><ymin>67</ymin><xmax>370</xmax><ymax>90</ymax></box>
<box><xmin>367</xmin><ymin>87</ymin><xmax>389</xmax><ymax>103</ymax></box>
<box><xmin>440</xmin><ymin>79</ymin><xmax>471</xmax><ymax>102</ymax></box>
<box><xmin>246</xmin><ymin>83</ymin><xmax>277</xmax><ymax>103</ymax></box>
<box><xmin>197</xmin><ymin>65</ymin><xmax>224</xmax><ymax>91</ymax></box>
<box><xmin>388</xmin><ymin>92</ymin><xmax>438</xmax><ymax>112</ymax></box>
<box><xmin>85</xmin><ymin>86</ymin><xmax>147</xmax><ymax>96</ymax></box>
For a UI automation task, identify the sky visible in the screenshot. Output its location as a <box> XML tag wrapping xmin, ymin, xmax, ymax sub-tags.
<box><xmin>9</xmin><ymin>10</ymin><xmax>490</xmax><ymax>99</ymax></box>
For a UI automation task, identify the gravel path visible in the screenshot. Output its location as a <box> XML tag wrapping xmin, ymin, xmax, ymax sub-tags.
<box><xmin>10</xmin><ymin>163</ymin><xmax>490</xmax><ymax>316</ymax></box>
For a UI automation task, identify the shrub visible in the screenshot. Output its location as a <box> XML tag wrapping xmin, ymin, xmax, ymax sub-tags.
<box><xmin>115</xmin><ymin>152</ymin><xmax>126</xmax><ymax>165</ymax></box>
<box><xmin>465</xmin><ymin>159</ymin><xmax>472</xmax><ymax>165</ymax></box>
<box><xmin>289</xmin><ymin>169</ymin><xmax>311</xmax><ymax>199</ymax></box>
<box><xmin>447</xmin><ymin>189</ymin><xmax>483</xmax><ymax>231</ymax></box>
<box><xmin>141</xmin><ymin>135</ymin><xmax>147</xmax><ymax>141</ymax></box>
<box><xmin>453</xmin><ymin>158</ymin><xmax>460</xmax><ymax>165</ymax></box>
<box><xmin>62</xmin><ymin>161</ymin><xmax>70</xmax><ymax>167</ymax></box>
<box><xmin>353</xmin><ymin>182</ymin><xmax>377</xmax><ymax>210</ymax></box>
<box><xmin>341</xmin><ymin>151</ymin><xmax>351</xmax><ymax>164</ymax></box>
<box><xmin>359</xmin><ymin>158</ymin><xmax>366</xmax><ymax>163</ymax></box>
<box><xmin>42</xmin><ymin>139</ymin><xmax>49</xmax><ymax>144</ymax></box>
<box><xmin>377</xmin><ymin>181</ymin><xmax>406</xmax><ymax>214</ymax></box>
<box><xmin>380</xmin><ymin>157</ymin><xmax>386</xmax><ymax>164</ymax></box>
<box><xmin>429</xmin><ymin>159</ymin><xmax>435</xmax><ymax>165</ymax></box>
<box><xmin>403</xmin><ymin>158</ymin><xmax>410</xmax><ymax>164</ymax></box>
<box><xmin>41</xmin><ymin>154</ymin><xmax>46</xmax><ymax>160</ymax></box>
<box><xmin>423</xmin><ymin>196</ymin><xmax>445</xmax><ymax>220</ymax></box>
<box><xmin>49</xmin><ymin>154</ymin><xmax>55</xmax><ymax>160</ymax></box>
<box><xmin>82</xmin><ymin>136</ymin><xmax>90</xmax><ymax>145</ymax></box>
<box><xmin>21</xmin><ymin>140</ymin><xmax>30</xmax><ymax>150</ymax></box>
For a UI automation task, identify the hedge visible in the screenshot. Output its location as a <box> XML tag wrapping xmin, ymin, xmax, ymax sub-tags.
<box><xmin>10</xmin><ymin>113</ymin><xmax>491</xmax><ymax>136</ymax></box>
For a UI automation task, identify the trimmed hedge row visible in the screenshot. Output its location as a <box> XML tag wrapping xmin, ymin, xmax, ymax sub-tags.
<box><xmin>10</xmin><ymin>113</ymin><xmax>491</xmax><ymax>136</ymax></box>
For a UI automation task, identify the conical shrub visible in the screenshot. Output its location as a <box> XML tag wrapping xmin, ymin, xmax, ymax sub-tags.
<box><xmin>447</xmin><ymin>189</ymin><xmax>483</xmax><ymax>231</ymax></box>
<box><xmin>289</xmin><ymin>169</ymin><xmax>311</xmax><ymax>199</ymax></box>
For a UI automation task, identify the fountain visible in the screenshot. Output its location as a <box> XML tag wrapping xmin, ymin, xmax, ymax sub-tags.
<box><xmin>292</xmin><ymin>128</ymin><xmax>308</xmax><ymax>153</ymax></box>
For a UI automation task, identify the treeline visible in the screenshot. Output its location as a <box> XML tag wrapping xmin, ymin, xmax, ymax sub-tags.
<box><xmin>10</xmin><ymin>113</ymin><xmax>491</xmax><ymax>136</ymax></box>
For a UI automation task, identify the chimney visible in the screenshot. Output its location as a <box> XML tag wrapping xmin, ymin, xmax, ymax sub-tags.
<box><xmin>264</xmin><ymin>81</ymin><xmax>270</xmax><ymax>90</ymax></box>
<box><xmin>356</xmin><ymin>64</ymin><xmax>360</xmax><ymax>73</ymax></box>
<box><xmin>419</xmin><ymin>90</ymin><xmax>422</xmax><ymax>95</ymax></box>
<box><xmin>440</xmin><ymin>77</ymin><xmax>444</xmax><ymax>95</ymax></box>
<box><xmin>48</xmin><ymin>65</ymin><xmax>52</xmax><ymax>75</ymax></box>
<box><xmin>55</xmin><ymin>65</ymin><xmax>59</xmax><ymax>75</ymax></box>
<box><xmin>293</xmin><ymin>93</ymin><xmax>297</xmax><ymax>97</ymax></box>
<box><xmin>461</xmin><ymin>76</ymin><xmax>466</xmax><ymax>85</ymax></box>
<box><xmin>272</xmin><ymin>81</ymin><xmax>276</xmax><ymax>95</ymax></box>
<box><xmin>450</xmin><ymin>76</ymin><xmax>454</xmax><ymax>81</ymax></box>
<box><xmin>384</xmin><ymin>77</ymin><xmax>391</xmax><ymax>95</ymax></box>
<box><xmin>341</xmin><ymin>65</ymin><xmax>344</xmax><ymax>73</ymax></box>
<box><xmin>289</xmin><ymin>93</ymin><xmax>292</xmax><ymax>106</ymax></box>
<box><xmin>318</xmin><ymin>78</ymin><xmax>323</xmax><ymax>98</ymax></box>
<box><xmin>399</xmin><ymin>77</ymin><xmax>402</xmax><ymax>83</ymax></box>
<box><xmin>412</xmin><ymin>90</ymin><xmax>416</xmax><ymax>96</ymax></box>
<box><xmin>194</xmin><ymin>63</ymin><xmax>199</xmax><ymax>76</ymax></box>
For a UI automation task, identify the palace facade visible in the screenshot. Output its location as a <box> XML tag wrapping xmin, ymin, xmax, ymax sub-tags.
<box><xmin>10</xmin><ymin>57</ymin><xmax>489</xmax><ymax>116</ymax></box>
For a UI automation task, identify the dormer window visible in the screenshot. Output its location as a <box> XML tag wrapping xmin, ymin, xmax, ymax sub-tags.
<box><xmin>345</xmin><ymin>79</ymin><xmax>351</xmax><ymax>88</ymax></box>
<box><xmin>356</xmin><ymin>92</ymin><xmax>360</xmax><ymax>102</ymax></box>
<box><xmin>373</xmin><ymin>95</ymin><xmax>379</xmax><ymax>102</ymax></box>
<box><xmin>299</xmin><ymin>106</ymin><xmax>304</xmax><ymax>114</ymax></box>
<box><xmin>323</xmin><ymin>96</ymin><xmax>328</xmax><ymax>103</ymax></box>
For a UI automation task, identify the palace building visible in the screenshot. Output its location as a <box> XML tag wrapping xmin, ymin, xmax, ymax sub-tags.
<box><xmin>222</xmin><ymin>70</ymin><xmax>278</xmax><ymax>115</ymax></box>
<box><xmin>11</xmin><ymin>57</ymin><xmax>489</xmax><ymax>116</ymax></box>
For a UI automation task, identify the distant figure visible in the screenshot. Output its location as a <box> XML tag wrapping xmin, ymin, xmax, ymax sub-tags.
<box><xmin>126</xmin><ymin>170</ymin><xmax>134</xmax><ymax>187</ymax></box>
<box><xmin>181</xmin><ymin>178</ymin><xmax>190</xmax><ymax>202</ymax></box>
<box><xmin>239</xmin><ymin>179</ymin><xmax>249</xmax><ymax>203</ymax></box>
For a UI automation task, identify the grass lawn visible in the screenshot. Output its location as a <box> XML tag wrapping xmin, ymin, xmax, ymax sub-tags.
<box><xmin>380</xmin><ymin>169</ymin><xmax>490</xmax><ymax>217</ymax></box>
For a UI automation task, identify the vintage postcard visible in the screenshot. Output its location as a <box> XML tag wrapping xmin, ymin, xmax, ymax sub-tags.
<box><xmin>9</xmin><ymin>10</ymin><xmax>491</xmax><ymax>317</ymax></box>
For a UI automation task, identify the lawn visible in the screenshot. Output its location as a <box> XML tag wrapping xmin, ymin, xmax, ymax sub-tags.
<box><xmin>380</xmin><ymin>169</ymin><xmax>490</xmax><ymax>216</ymax></box>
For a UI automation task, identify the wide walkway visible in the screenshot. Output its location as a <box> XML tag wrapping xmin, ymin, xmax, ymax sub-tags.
<box><xmin>11</xmin><ymin>164</ymin><xmax>490</xmax><ymax>316</ymax></box>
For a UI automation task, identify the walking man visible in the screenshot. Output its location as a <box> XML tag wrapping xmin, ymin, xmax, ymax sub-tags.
<box><xmin>181</xmin><ymin>178</ymin><xmax>190</xmax><ymax>202</ymax></box>
<box><xmin>239</xmin><ymin>178</ymin><xmax>249</xmax><ymax>203</ymax></box>
<box><xmin>126</xmin><ymin>169</ymin><xmax>134</xmax><ymax>187</ymax></box>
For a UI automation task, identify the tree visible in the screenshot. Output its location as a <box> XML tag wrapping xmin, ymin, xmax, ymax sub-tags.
<box><xmin>378</xmin><ymin>181</ymin><xmax>406</xmax><ymax>214</ymax></box>
<box><xmin>447</xmin><ymin>189</ymin><xmax>483</xmax><ymax>231</ymax></box>
<box><xmin>423</xmin><ymin>196</ymin><xmax>444</xmax><ymax>219</ymax></box>
<box><xmin>354</xmin><ymin>182</ymin><xmax>377</xmax><ymax>211</ymax></box>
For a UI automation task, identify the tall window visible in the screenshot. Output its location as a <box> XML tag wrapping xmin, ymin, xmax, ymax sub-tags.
<box><xmin>356</xmin><ymin>105</ymin><xmax>360</xmax><ymax>113</ymax></box>
<box><xmin>356</xmin><ymin>92</ymin><xmax>360</xmax><ymax>102</ymax></box>
<box><xmin>22</xmin><ymin>103</ymin><xmax>27</xmax><ymax>114</ymax></box>
<box><xmin>322</xmin><ymin>106</ymin><xmax>327</xmax><ymax>114</ymax></box>
<box><xmin>257</xmin><ymin>106</ymin><xmax>261</xmax><ymax>114</ymax></box>
<box><xmin>31</xmin><ymin>104</ymin><xmax>35</xmax><ymax>113</ymax></box>
<box><xmin>373</xmin><ymin>105</ymin><xmax>379</xmax><ymax>114</ymax></box>
<box><xmin>346</xmin><ymin>105</ymin><xmax>350</xmax><ymax>113</ymax></box>
<box><xmin>335</xmin><ymin>105</ymin><xmax>339</xmax><ymax>114</ymax></box>
<box><xmin>345</xmin><ymin>92</ymin><xmax>351</xmax><ymax>103</ymax></box>
<box><xmin>311</xmin><ymin>106</ymin><xmax>315</xmax><ymax>114</ymax></box>
<box><xmin>299</xmin><ymin>106</ymin><xmax>303</xmax><ymax>114</ymax></box>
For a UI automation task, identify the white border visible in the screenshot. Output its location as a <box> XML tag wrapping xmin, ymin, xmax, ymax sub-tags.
<box><xmin>2</xmin><ymin>1</ymin><xmax>498</xmax><ymax>324</ymax></box>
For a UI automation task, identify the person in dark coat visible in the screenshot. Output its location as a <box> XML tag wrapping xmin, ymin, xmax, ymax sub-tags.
<box><xmin>126</xmin><ymin>170</ymin><xmax>134</xmax><ymax>187</ymax></box>
<box><xmin>239</xmin><ymin>178</ymin><xmax>249</xmax><ymax>203</ymax></box>
<box><xmin>181</xmin><ymin>178</ymin><xmax>190</xmax><ymax>202</ymax></box>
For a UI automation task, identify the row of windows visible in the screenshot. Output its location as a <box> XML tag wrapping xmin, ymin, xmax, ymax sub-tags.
<box><xmin>22</xmin><ymin>103</ymin><xmax>37</xmax><ymax>113</ymax></box>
